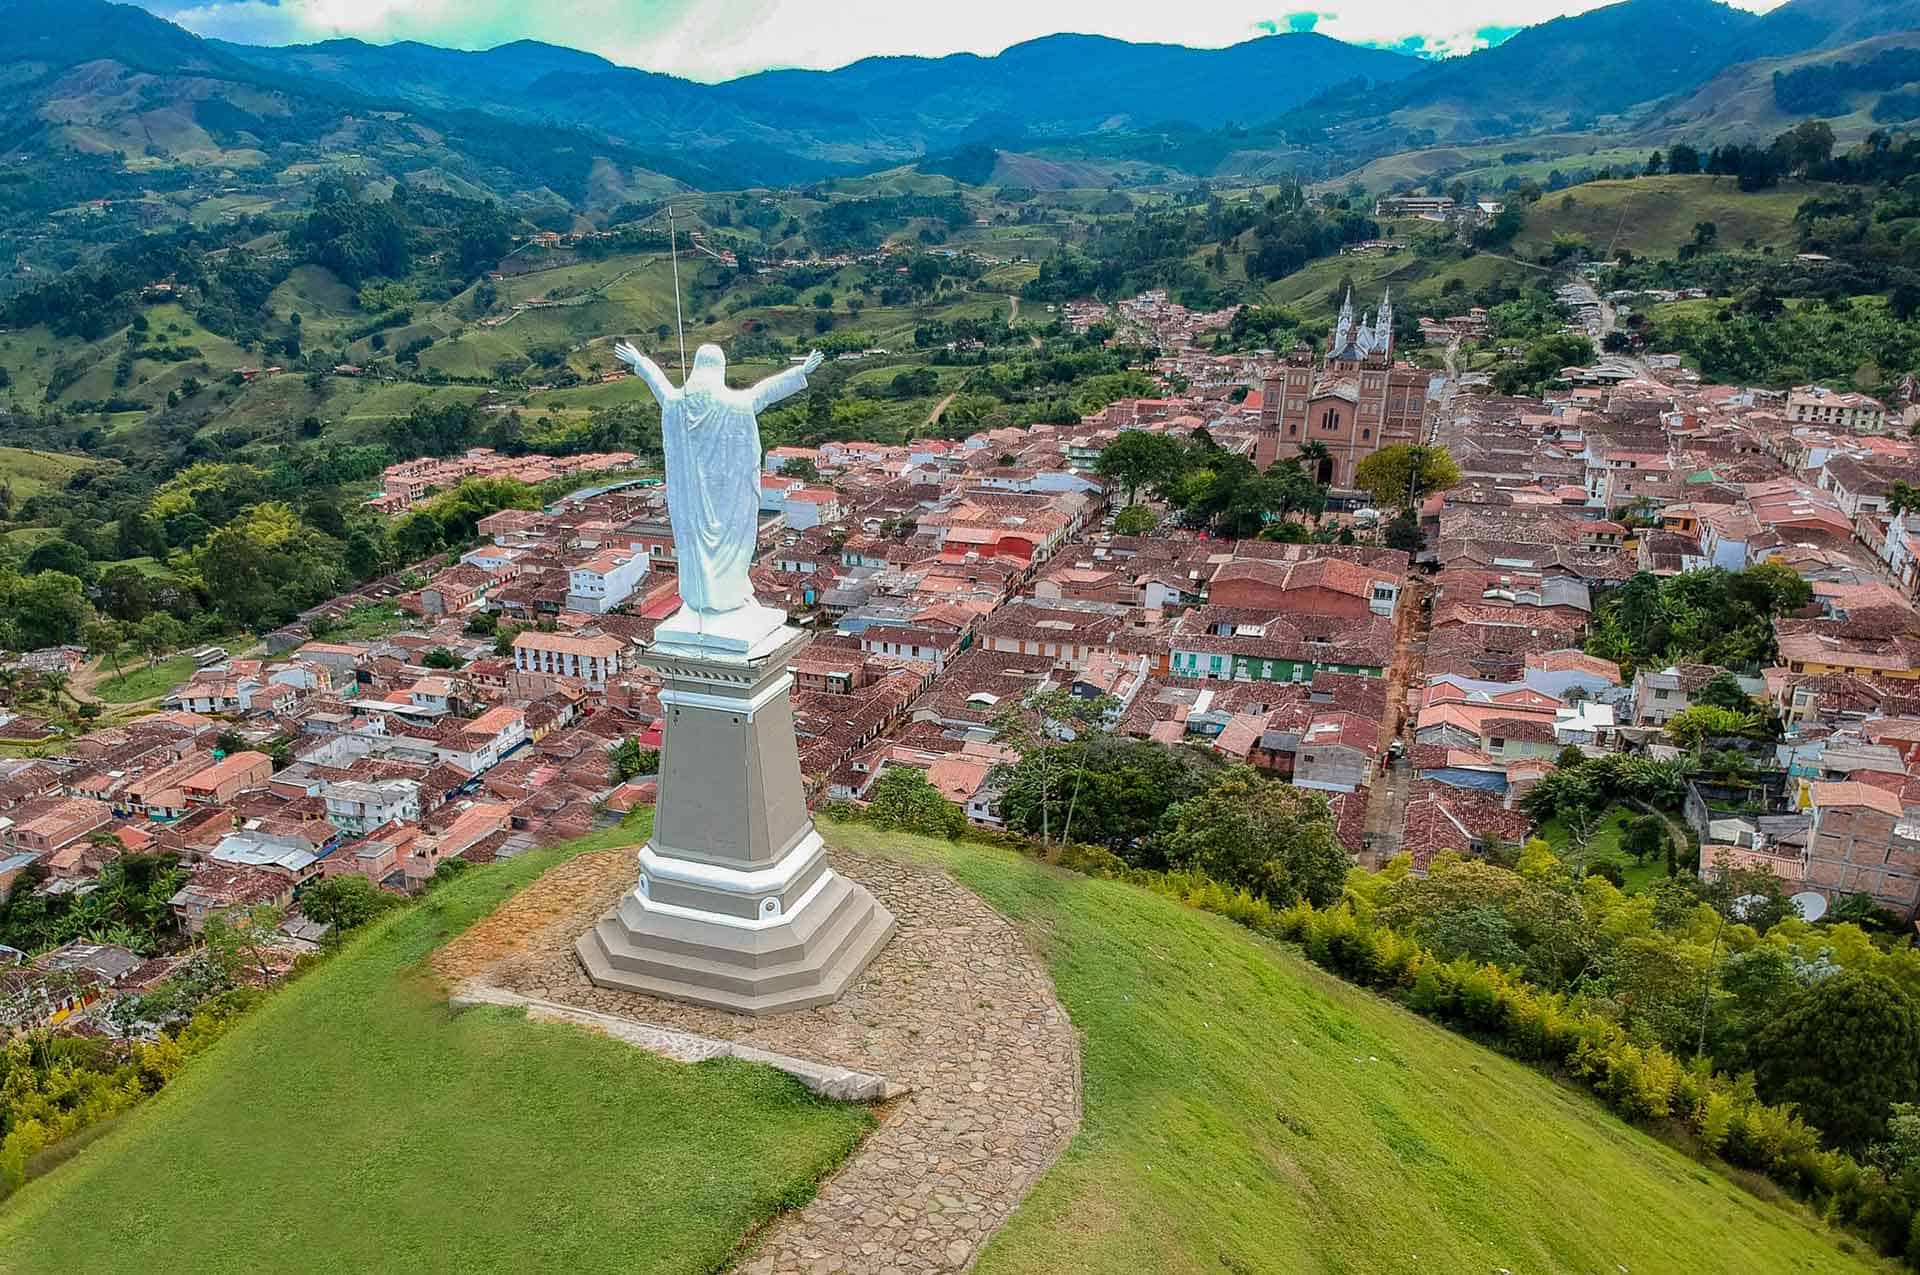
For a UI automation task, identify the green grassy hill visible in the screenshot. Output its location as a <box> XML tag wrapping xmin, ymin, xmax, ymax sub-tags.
<box><xmin>1261</xmin><ymin>249</ymin><xmax>1541</xmax><ymax>328</ymax></box>
<box><xmin>1512</xmin><ymin>173</ymin><xmax>1818</xmax><ymax>258</ymax></box>
<box><xmin>0</xmin><ymin>822</ymin><xmax>872</xmax><ymax>1275</ymax></box>
<box><xmin>1330</xmin><ymin>132</ymin><xmax>1646</xmax><ymax>194</ymax></box>
<box><xmin>0</xmin><ymin>447</ymin><xmax>109</xmax><ymax>500</ymax></box>
<box><xmin>0</xmin><ymin>816</ymin><xmax>1882</xmax><ymax>1274</ymax></box>
<box><xmin>0</xmin><ymin>243</ymin><xmax>1011</xmax><ymax>456</ymax></box>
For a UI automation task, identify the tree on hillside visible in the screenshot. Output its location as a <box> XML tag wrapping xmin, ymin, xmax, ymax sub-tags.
<box><xmin>864</xmin><ymin>765</ymin><xmax>967</xmax><ymax>839</ymax></box>
<box><xmin>1113</xmin><ymin>505</ymin><xmax>1158</xmax><ymax>536</ymax></box>
<box><xmin>1753</xmin><ymin>971</ymin><xmax>1920</xmax><ymax>1154</ymax></box>
<box><xmin>200</xmin><ymin>904</ymin><xmax>287</xmax><ymax>987</ymax></box>
<box><xmin>1775</xmin><ymin>119</ymin><xmax>1836</xmax><ymax>177</ymax></box>
<box><xmin>0</xmin><ymin>570</ymin><xmax>94</xmax><ymax>652</ymax></box>
<box><xmin>1622</xmin><ymin>814</ymin><xmax>1669</xmax><ymax>866</ymax></box>
<box><xmin>993</xmin><ymin>689</ymin><xmax>1117</xmax><ymax>847</ymax></box>
<box><xmin>1668</xmin><ymin>143</ymin><xmax>1701</xmax><ymax>175</ymax></box>
<box><xmin>96</xmin><ymin>564</ymin><xmax>155</xmax><ymax>623</ymax></box>
<box><xmin>1475</xmin><ymin>203</ymin><xmax>1526</xmax><ymax>248</ymax></box>
<box><xmin>1161</xmin><ymin>765</ymin><xmax>1347</xmax><ymax>905</ymax></box>
<box><xmin>299</xmin><ymin>876</ymin><xmax>398</xmax><ymax>932</ymax></box>
<box><xmin>1352</xmin><ymin>445</ymin><xmax>1462</xmax><ymax>511</ymax></box>
<box><xmin>134</xmin><ymin>613</ymin><xmax>186</xmax><ymax>665</ymax></box>
<box><xmin>24</xmin><ymin>540</ymin><xmax>96</xmax><ymax>585</ymax></box>
<box><xmin>84</xmin><ymin>620</ymin><xmax>126</xmax><ymax>681</ymax></box>
<box><xmin>1095</xmin><ymin>431</ymin><xmax>1187</xmax><ymax>505</ymax></box>
<box><xmin>998</xmin><ymin>736</ymin><xmax>1226</xmax><ymax>859</ymax></box>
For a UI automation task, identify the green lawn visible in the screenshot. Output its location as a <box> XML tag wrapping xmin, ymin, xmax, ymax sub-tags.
<box><xmin>1538</xmin><ymin>805</ymin><xmax>1630</xmax><ymax>857</ymax></box>
<box><xmin>322</xmin><ymin>602</ymin><xmax>418</xmax><ymax>641</ymax></box>
<box><xmin>1537</xmin><ymin>804</ymin><xmax>1676</xmax><ymax>891</ymax></box>
<box><xmin>97</xmin><ymin>555</ymin><xmax>176</xmax><ymax>579</ymax></box>
<box><xmin>1622</xmin><ymin>857</ymin><xmax>1672</xmax><ymax>893</ymax></box>
<box><xmin>0</xmin><ymin>819</ymin><xmax>872</xmax><ymax>1275</ymax></box>
<box><xmin>823</xmin><ymin>821</ymin><xmax>1878</xmax><ymax>1275</ymax></box>
<box><xmin>92</xmin><ymin>654</ymin><xmax>196</xmax><ymax>704</ymax></box>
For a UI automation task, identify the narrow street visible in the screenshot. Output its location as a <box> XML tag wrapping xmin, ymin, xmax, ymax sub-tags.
<box><xmin>1362</xmin><ymin>575</ymin><xmax>1433</xmax><ymax>866</ymax></box>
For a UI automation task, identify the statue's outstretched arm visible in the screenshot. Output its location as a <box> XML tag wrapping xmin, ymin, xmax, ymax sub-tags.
<box><xmin>749</xmin><ymin>350</ymin><xmax>823</xmax><ymax>414</ymax></box>
<box><xmin>614</xmin><ymin>340</ymin><xmax>675</xmax><ymax>407</ymax></box>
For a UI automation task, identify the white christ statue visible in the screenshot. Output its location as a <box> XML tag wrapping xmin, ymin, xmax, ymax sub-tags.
<box><xmin>615</xmin><ymin>340</ymin><xmax>821</xmax><ymax>647</ymax></box>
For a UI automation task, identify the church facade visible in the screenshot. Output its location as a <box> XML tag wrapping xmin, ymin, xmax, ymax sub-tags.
<box><xmin>1254</xmin><ymin>289</ymin><xmax>1430</xmax><ymax>488</ymax></box>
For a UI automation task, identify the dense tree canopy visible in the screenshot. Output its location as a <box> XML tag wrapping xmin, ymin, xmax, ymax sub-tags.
<box><xmin>1161</xmin><ymin>765</ymin><xmax>1348</xmax><ymax>905</ymax></box>
<box><xmin>1094</xmin><ymin>431</ymin><xmax>1187</xmax><ymax>505</ymax></box>
<box><xmin>1753</xmin><ymin>971</ymin><xmax>1920</xmax><ymax>1154</ymax></box>
<box><xmin>1352</xmin><ymin>445</ymin><xmax>1462</xmax><ymax>510</ymax></box>
<box><xmin>1585</xmin><ymin>565</ymin><xmax>1813</xmax><ymax>676</ymax></box>
<box><xmin>864</xmin><ymin>765</ymin><xmax>968</xmax><ymax>839</ymax></box>
<box><xmin>996</xmin><ymin>735</ymin><xmax>1229</xmax><ymax>857</ymax></box>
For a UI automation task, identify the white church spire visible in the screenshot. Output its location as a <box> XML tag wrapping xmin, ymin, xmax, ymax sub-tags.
<box><xmin>1374</xmin><ymin>288</ymin><xmax>1394</xmax><ymax>356</ymax></box>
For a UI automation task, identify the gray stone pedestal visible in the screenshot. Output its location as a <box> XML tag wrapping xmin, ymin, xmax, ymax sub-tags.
<box><xmin>577</xmin><ymin>606</ymin><xmax>896</xmax><ymax>1015</ymax></box>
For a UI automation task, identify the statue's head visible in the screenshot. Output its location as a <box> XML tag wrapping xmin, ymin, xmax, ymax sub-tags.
<box><xmin>689</xmin><ymin>343</ymin><xmax>726</xmax><ymax>387</ymax></box>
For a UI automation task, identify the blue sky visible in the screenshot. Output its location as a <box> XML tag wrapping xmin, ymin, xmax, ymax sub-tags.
<box><xmin>145</xmin><ymin>0</ymin><xmax>1788</xmax><ymax>82</ymax></box>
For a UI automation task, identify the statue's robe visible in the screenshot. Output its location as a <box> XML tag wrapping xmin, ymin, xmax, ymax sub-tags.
<box><xmin>630</xmin><ymin>353</ymin><xmax>808</xmax><ymax>614</ymax></box>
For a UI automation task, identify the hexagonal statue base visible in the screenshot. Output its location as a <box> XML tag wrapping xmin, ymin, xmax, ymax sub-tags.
<box><xmin>576</xmin><ymin>610</ymin><xmax>896</xmax><ymax>1016</ymax></box>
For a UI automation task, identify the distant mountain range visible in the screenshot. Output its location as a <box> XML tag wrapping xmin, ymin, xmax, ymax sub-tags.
<box><xmin>214</xmin><ymin>28</ymin><xmax>1421</xmax><ymax>171</ymax></box>
<box><xmin>1</xmin><ymin>0</ymin><xmax>1917</xmax><ymax>201</ymax></box>
<box><xmin>1288</xmin><ymin>0</ymin><xmax>1920</xmax><ymax>149</ymax></box>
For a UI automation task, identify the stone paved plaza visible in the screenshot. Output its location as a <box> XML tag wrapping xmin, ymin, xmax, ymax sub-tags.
<box><xmin>435</xmin><ymin>847</ymin><xmax>1082</xmax><ymax>1274</ymax></box>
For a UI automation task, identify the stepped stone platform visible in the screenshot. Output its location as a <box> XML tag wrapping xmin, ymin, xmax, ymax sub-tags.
<box><xmin>441</xmin><ymin>846</ymin><xmax>1082</xmax><ymax>1274</ymax></box>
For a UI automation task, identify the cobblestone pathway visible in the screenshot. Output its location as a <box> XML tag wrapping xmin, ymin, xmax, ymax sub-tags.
<box><xmin>442</xmin><ymin>848</ymin><xmax>1083</xmax><ymax>1274</ymax></box>
<box><xmin>1363</xmin><ymin>576</ymin><xmax>1431</xmax><ymax>866</ymax></box>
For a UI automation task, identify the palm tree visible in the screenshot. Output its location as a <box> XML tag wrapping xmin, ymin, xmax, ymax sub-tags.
<box><xmin>1295</xmin><ymin>440</ymin><xmax>1333</xmax><ymax>487</ymax></box>
<box><xmin>0</xmin><ymin>667</ymin><xmax>20</xmax><ymax>706</ymax></box>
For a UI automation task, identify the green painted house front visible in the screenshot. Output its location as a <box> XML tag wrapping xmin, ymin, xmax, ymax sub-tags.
<box><xmin>1168</xmin><ymin>648</ymin><xmax>1383</xmax><ymax>682</ymax></box>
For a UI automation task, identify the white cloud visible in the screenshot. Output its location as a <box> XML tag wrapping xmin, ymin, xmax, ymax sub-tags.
<box><xmin>145</xmin><ymin>0</ymin><xmax>1791</xmax><ymax>82</ymax></box>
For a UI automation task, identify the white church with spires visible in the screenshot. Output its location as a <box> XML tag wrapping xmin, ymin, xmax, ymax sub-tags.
<box><xmin>1254</xmin><ymin>286</ymin><xmax>1429</xmax><ymax>486</ymax></box>
<box><xmin>1329</xmin><ymin>286</ymin><xmax>1394</xmax><ymax>361</ymax></box>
